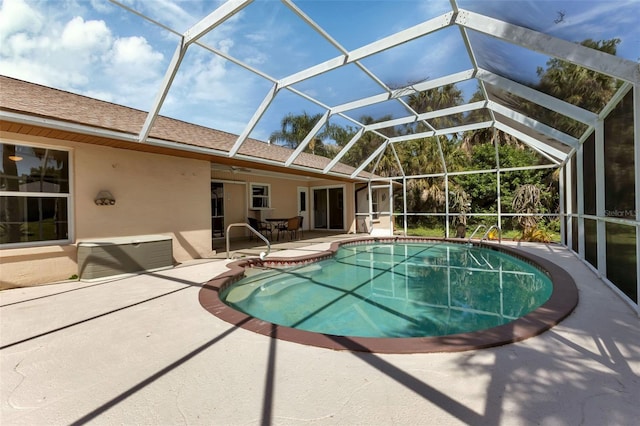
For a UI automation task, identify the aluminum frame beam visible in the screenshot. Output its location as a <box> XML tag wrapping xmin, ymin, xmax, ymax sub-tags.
<box><xmin>456</xmin><ymin>9</ymin><xmax>639</xmax><ymax>83</ymax></box>
<box><xmin>477</xmin><ymin>69</ymin><xmax>598</xmax><ymax>126</ymax></box>
<box><xmin>388</xmin><ymin>121</ymin><xmax>493</xmax><ymax>144</ymax></box>
<box><xmin>488</xmin><ymin>101</ymin><xmax>579</xmax><ymax>149</ymax></box>
<box><xmin>365</xmin><ymin>101</ymin><xmax>487</xmax><ymax>132</ymax></box>
<box><xmin>285</xmin><ymin>110</ymin><xmax>331</xmax><ymax>166</ymax></box>
<box><xmin>138</xmin><ymin>44</ymin><xmax>187</xmax><ymax>143</ymax></box>
<box><xmin>351</xmin><ymin>142</ymin><xmax>389</xmax><ymax>179</ymax></box>
<box><xmin>494</xmin><ymin>122</ymin><xmax>565</xmax><ymax>163</ymax></box>
<box><xmin>277</xmin><ymin>11</ymin><xmax>455</xmax><ymax>88</ymax></box>
<box><xmin>111</xmin><ymin>0</ymin><xmax>636</xmax><ymax>195</ymax></box>
<box><xmin>184</xmin><ymin>0</ymin><xmax>253</xmax><ymax>45</ymax></box>
<box><xmin>137</xmin><ymin>0</ymin><xmax>253</xmax><ymax>144</ymax></box>
<box><xmin>323</xmin><ymin>128</ymin><xmax>365</xmax><ymax>174</ymax></box>
<box><xmin>332</xmin><ymin>69</ymin><xmax>475</xmax><ymax>115</ymax></box>
<box><xmin>228</xmin><ymin>84</ymin><xmax>280</xmax><ymax>157</ymax></box>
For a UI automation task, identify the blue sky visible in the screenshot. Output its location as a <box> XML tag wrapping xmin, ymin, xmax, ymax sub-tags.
<box><xmin>1</xmin><ymin>0</ymin><xmax>638</xmax><ymax>142</ymax></box>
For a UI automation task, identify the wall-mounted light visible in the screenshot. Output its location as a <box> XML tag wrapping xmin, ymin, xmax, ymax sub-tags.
<box><xmin>8</xmin><ymin>155</ymin><xmax>23</xmax><ymax>161</ymax></box>
<box><xmin>95</xmin><ymin>190</ymin><xmax>116</xmax><ymax>206</ymax></box>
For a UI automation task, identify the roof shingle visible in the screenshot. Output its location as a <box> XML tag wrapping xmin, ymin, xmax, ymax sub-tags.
<box><xmin>0</xmin><ymin>76</ymin><xmax>367</xmax><ymax>179</ymax></box>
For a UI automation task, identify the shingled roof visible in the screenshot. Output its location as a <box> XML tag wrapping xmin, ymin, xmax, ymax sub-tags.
<box><xmin>0</xmin><ymin>76</ymin><xmax>368</xmax><ymax>181</ymax></box>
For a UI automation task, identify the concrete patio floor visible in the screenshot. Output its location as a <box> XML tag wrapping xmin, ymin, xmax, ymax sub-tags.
<box><xmin>1</xmin><ymin>241</ymin><xmax>639</xmax><ymax>425</ymax></box>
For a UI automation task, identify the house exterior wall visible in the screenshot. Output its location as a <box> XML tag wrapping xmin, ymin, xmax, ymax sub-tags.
<box><xmin>2</xmin><ymin>133</ymin><xmax>364</xmax><ymax>288</ymax></box>
<box><xmin>355</xmin><ymin>186</ymin><xmax>393</xmax><ymax>233</ymax></box>
<box><xmin>356</xmin><ymin>188</ymin><xmax>370</xmax><ymax>232</ymax></box>
<box><xmin>1</xmin><ymin>132</ymin><xmax>212</xmax><ymax>288</ymax></box>
<box><xmin>222</xmin><ymin>181</ymin><xmax>247</xmax><ymax>232</ymax></box>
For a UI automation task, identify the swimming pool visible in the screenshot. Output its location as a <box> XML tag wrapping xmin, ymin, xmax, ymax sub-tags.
<box><xmin>199</xmin><ymin>238</ymin><xmax>578</xmax><ymax>353</ymax></box>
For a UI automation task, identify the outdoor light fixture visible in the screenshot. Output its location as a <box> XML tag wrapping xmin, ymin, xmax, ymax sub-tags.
<box><xmin>94</xmin><ymin>190</ymin><xmax>116</xmax><ymax>206</ymax></box>
<box><xmin>8</xmin><ymin>155</ymin><xmax>23</xmax><ymax>161</ymax></box>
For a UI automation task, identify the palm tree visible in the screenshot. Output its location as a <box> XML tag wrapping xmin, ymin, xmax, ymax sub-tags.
<box><xmin>270</xmin><ymin>112</ymin><xmax>351</xmax><ymax>159</ymax></box>
<box><xmin>407</xmin><ymin>84</ymin><xmax>465</xmax><ymax>131</ymax></box>
<box><xmin>269</xmin><ymin>112</ymin><xmax>325</xmax><ymax>151</ymax></box>
<box><xmin>334</xmin><ymin>115</ymin><xmax>395</xmax><ymax>173</ymax></box>
<box><xmin>512</xmin><ymin>183</ymin><xmax>544</xmax><ymax>236</ymax></box>
<box><xmin>399</xmin><ymin>85</ymin><xmax>467</xmax><ymax>224</ymax></box>
<box><xmin>515</xmin><ymin>38</ymin><xmax>621</xmax><ymax>137</ymax></box>
<box><xmin>537</xmin><ymin>39</ymin><xmax>620</xmax><ymax>112</ymax></box>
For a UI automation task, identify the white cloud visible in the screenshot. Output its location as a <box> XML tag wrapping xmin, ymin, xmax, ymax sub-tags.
<box><xmin>416</xmin><ymin>29</ymin><xmax>467</xmax><ymax>74</ymax></box>
<box><xmin>172</xmin><ymin>50</ymin><xmax>233</xmax><ymax>104</ymax></box>
<box><xmin>129</xmin><ymin>0</ymin><xmax>202</xmax><ymax>33</ymax></box>
<box><xmin>217</xmin><ymin>38</ymin><xmax>234</xmax><ymax>55</ymax></box>
<box><xmin>89</xmin><ymin>0</ymin><xmax>113</xmax><ymax>14</ymax></box>
<box><xmin>0</xmin><ymin>0</ymin><xmax>170</xmax><ymax>111</ymax></box>
<box><xmin>108</xmin><ymin>36</ymin><xmax>164</xmax><ymax>77</ymax></box>
<box><xmin>0</xmin><ymin>0</ymin><xmax>356</xmax><ymax>136</ymax></box>
<box><xmin>245</xmin><ymin>32</ymin><xmax>267</xmax><ymax>44</ymax></box>
<box><xmin>61</xmin><ymin>16</ymin><xmax>112</xmax><ymax>52</ymax></box>
<box><xmin>0</xmin><ymin>56</ymin><xmax>70</xmax><ymax>87</ymax></box>
<box><xmin>244</xmin><ymin>50</ymin><xmax>268</xmax><ymax>66</ymax></box>
<box><xmin>0</xmin><ymin>0</ymin><xmax>44</xmax><ymax>38</ymax></box>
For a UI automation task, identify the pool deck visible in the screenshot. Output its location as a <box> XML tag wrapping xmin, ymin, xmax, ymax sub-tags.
<box><xmin>1</xmin><ymin>240</ymin><xmax>639</xmax><ymax>425</ymax></box>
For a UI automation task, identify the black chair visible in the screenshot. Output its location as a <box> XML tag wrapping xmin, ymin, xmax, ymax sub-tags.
<box><xmin>248</xmin><ymin>217</ymin><xmax>272</xmax><ymax>240</ymax></box>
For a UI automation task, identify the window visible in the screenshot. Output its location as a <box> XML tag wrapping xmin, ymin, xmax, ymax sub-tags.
<box><xmin>1</xmin><ymin>142</ymin><xmax>71</xmax><ymax>246</ymax></box>
<box><xmin>250</xmin><ymin>183</ymin><xmax>270</xmax><ymax>209</ymax></box>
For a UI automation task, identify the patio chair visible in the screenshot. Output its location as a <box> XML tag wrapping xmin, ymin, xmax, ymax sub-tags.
<box><xmin>297</xmin><ymin>215</ymin><xmax>304</xmax><ymax>238</ymax></box>
<box><xmin>248</xmin><ymin>217</ymin><xmax>273</xmax><ymax>240</ymax></box>
<box><xmin>278</xmin><ymin>216</ymin><xmax>300</xmax><ymax>241</ymax></box>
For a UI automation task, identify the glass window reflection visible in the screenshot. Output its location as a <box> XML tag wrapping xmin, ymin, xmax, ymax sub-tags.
<box><xmin>1</xmin><ymin>144</ymin><xmax>69</xmax><ymax>193</ymax></box>
<box><xmin>0</xmin><ymin>196</ymin><xmax>69</xmax><ymax>244</ymax></box>
<box><xmin>582</xmin><ymin>133</ymin><xmax>596</xmax><ymax>216</ymax></box>
<box><xmin>584</xmin><ymin>219</ymin><xmax>597</xmax><ymax>269</ymax></box>
<box><xmin>606</xmin><ymin>222</ymin><xmax>638</xmax><ymax>303</ymax></box>
<box><xmin>604</xmin><ymin>91</ymin><xmax>634</xmax><ymax>220</ymax></box>
<box><xmin>1</xmin><ymin>143</ymin><xmax>70</xmax><ymax>245</ymax></box>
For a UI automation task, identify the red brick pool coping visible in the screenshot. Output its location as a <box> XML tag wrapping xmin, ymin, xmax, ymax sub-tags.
<box><xmin>198</xmin><ymin>237</ymin><xmax>578</xmax><ymax>354</ymax></box>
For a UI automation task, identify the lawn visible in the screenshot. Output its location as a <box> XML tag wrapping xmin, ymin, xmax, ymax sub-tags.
<box><xmin>404</xmin><ymin>226</ymin><xmax>560</xmax><ymax>243</ymax></box>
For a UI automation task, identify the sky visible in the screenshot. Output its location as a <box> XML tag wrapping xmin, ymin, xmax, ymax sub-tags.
<box><xmin>1</xmin><ymin>0</ymin><xmax>638</xmax><ymax>143</ymax></box>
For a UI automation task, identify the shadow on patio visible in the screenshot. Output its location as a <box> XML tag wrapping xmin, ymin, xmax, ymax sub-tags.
<box><xmin>1</xmin><ymin>241</ymin><xmax>638</xmax><ymax>425</ymax></box>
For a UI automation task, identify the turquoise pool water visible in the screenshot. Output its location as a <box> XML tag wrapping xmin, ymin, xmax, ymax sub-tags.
<box><xmin>221</xmin><ymin>242</ymin><xmax>553</xmax><ymax>338</ymax></box>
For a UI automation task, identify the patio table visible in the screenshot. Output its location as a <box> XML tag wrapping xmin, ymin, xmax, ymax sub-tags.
<box><xmin>266</xmin><ymin>218</ymin><xmax>289</xmax><ymax>241</ymax></box>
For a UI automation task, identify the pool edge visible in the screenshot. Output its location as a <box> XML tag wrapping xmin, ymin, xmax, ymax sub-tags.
<box><xmin>198</xmin><ymin>237</ymin><xmax>579</xmax><ymax>354</ymax></box>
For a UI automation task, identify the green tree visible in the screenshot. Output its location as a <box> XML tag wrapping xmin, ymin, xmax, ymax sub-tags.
<box><xmin>518</xmin><ymin>38</ymin><xmax>621</xmax><ymax>137</ymax></box>
<box><xmin>537</xmin><ymin>38</ymin><xmax>620</xmax><ymax>112</ymax></box>
<box><xmin>400</xmin><ymin>85</ymin><xmax>468</xmax><ymax>224</ymax></box>
<box><xmin>271</xmin><ymin>38</ymin><xmax>621</xmax><ymax>231</ymax></box>
<box><xmin>407</xmin><ymin>84</ymin><xmax>465</xmax><ymax>130</ymax></box>
<box><xmin>334</xmin><ymin>115</ymin><xmax>402</xmax><ymax>176</ymax></box>
<box><xmin>269</xmin><ymin>112</ymin><xmax>338</xmax><ymax>158</ymax></box>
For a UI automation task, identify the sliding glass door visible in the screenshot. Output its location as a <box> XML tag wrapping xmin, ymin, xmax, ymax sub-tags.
<box><xmin>313</xmin><ymin>186</ymin><xmax>344</xmax><ymax>230</ymax></box>
<box><xmin>211</xmin><ymin>182</ymin><xmax>224</xmax><ymax>240</ymax></box>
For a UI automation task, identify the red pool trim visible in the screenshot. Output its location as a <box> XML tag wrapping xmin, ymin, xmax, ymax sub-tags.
<box><xmin>198</xmin><ymin>237</ymin><xmax>578</xmax><ymax>354</ymax></box>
